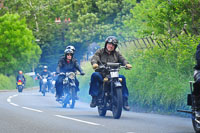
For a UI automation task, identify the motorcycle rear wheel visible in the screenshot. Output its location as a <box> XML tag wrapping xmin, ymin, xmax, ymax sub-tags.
<box><xmin>112</xmin><ymin>88</ymin><xmax>123</xmax><ymax>119</ymax></box>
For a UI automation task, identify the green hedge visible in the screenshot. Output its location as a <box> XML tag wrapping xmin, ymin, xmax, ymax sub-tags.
<box><xmin>0</xmin><ymin>74</ymin><xmax>38</xmax><ymax>90</ymax></box>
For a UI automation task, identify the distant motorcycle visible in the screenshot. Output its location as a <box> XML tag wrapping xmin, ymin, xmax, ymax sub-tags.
<box><xmin>38</xmin><ymin>74</ymin><xmax>49</xmax><ymax>96</ymax></box>
<box><xmin>17</xmin><ymin>79</ymin><xmax>24</xmax><ymax>93</ymax></box>
<box><xmin>177</xmin><ymin>81</ymin><xmax>200</xmax><ymax>133</ymax></box>
<box><xmin>59</xmin><ymin>72</ymin><xmax>78</xmax><ymax>109</ymax></box>
<box><xmin>95</xmin><ymin>62</ymin><xmax>126</xmax><ymax>119</ymax></box>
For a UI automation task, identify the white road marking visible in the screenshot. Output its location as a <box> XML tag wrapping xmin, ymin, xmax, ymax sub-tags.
<box><xmin>10</xmin><ymin>103</ymin><xmax>19</xmax><ymax>106</ymax></box>
<box><xmin>7</xmin><ymin>98</ymin><xmax>11</xmax><ymax>103</ymax></box>
<box><xmin>22</xmin><ymin>107</ymin><xmax>43</xmax><ymax>113</ymax></box>
<box><xmin>55</xmin><ymin>115</ymin><xmax>102</xmax><ymax>126</ymax></box>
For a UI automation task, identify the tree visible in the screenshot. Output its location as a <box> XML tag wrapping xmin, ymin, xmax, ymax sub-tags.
<box><xmin>0</xmin><ymin>13</ymin><xmax>41</xmax><ymax>75</ymax></box>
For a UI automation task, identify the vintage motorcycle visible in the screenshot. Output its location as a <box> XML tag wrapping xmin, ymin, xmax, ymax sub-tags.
<box><xmin>177</xmin><ymin>81</ymin><xmax>200</xmax><ymax>133</ymax></box>
<box><xmin>17</xmin><ymin>79</ymin><xmax>24</xmax><ymax>93</ymax></box>
<box><xmin>38</xmin><ymin>74</ymin><xmax>49</xmax><ymax>96</ymax></box>
<box><xmin>59</xmin><ymin>72</ymin><xmax>77</xmax><ymax>109</ymax></box>
<box><xmin>95</xmin><ymin>62</ymin><xmax>126</xmax><ymax>119</ymax></box>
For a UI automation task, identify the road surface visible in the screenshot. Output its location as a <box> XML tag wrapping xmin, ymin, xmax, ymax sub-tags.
<box><xmin>0</xmin><ymin>89</ymin><xmax>194</xmax><ymax>133</ymax></box>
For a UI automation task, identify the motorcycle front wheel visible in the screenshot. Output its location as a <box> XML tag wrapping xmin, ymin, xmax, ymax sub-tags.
<box><xmin>69</xmin><ymin>87</ymin><xmax>76</xmax><ymax>109</ymax></box>
<box><xmin>192</xmin><ymin>113</ymin><xmax>200</xmax><ymax>133</ymax></box>
<box><xmin>112</xmin><ymin>88</ymin><xmax>123</xmax><ymax>119</ymax></box>
<box><xmin>41</xmin><ymin>85</ymin><xmax>46</xmax><ymax>96</ymax></box>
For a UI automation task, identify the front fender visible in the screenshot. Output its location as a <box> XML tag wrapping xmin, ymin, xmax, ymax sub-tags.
<box><xmin>114</xmin><ymin>81</ymin><xmax>122</xmax><ymax>88</ymax></box>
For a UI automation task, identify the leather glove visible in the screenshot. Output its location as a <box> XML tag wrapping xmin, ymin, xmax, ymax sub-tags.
<box><xmin>92</xmin><ymin>64</ymin><xmax>98</xmax><ymax>69</ymax></box>
<box><xmin>126</xmin><ymin>64</ymin><xmax>132</xmax><ymax>69</ymax></box>
<box><xmin>80</xmin><ymin>72</ymin><xmax>85</xmax><ymax>75</ymax></box>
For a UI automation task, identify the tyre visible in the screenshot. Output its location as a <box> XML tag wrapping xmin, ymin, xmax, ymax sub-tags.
<box><xmin>192</xmin><ymin>113</ymin><xmax>200</xmax><ymax>133</ymax></box>
<box><xmin>98</xmin><ymin>106</ymin><xmax>107</xmax><ymax>117</ymax></box>
<box><xmin>69</xmin><ymin>87</ymin><xmax>76</xmax><ymax>109</ymax></box>
<box><xmin>18</xmin><ymin>86</ymin><xmax>23</xmax><ymax>93</ymax></box>
<box><xmin>112</xmin><ymin>88</ymin><xmax>123</xmax><ymax>119</ymax></box>
<box><xmin>41</xmin><ymin>85</ymin><xmax>46</xmax><ymax>96</ymax></box>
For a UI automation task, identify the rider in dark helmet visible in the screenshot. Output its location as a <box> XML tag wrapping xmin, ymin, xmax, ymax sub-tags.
<box><xmin>55</xmin><ymin>48</ymin><xmax>85</xmax><ymax>101</ymax></box>
<box><xmin>193</xmin><ymin>43</ymin><xmax>200</xmax><ymax>115</ymax></box>
<box><xmin>89</xmin><ymin>36</ymin><xmax>132</xmax><ymax>111</ymax></box>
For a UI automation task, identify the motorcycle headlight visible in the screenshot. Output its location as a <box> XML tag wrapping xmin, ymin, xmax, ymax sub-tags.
<box><xmin>69</xmin><ymin>72</ymin><xmax>75</xmax><ymax>79</ymax></box>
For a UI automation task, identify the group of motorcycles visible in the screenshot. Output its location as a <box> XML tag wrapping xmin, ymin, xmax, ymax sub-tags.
<box><xmin>35</xmin><ymin>62</ymin><xmax>127</xmax><ymax>119</ymax></box>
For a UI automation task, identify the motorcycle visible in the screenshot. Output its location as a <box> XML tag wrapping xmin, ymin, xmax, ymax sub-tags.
<box><xmin>177</xmin><ymin>81</ymin><xmax>200</xmax><ymax>133</ymax></box>
<box><xmin>17</xmin><ymin>79</ymin><xmax>24</xmax><ymax>93</ymax></box>
<box><xmin>38</xmin><ymin>74</ymin><xmax>49</xmax><ymax>96</ymax></box>
<box><xmin>95</xmin><ymin>62</ymin><xmax>126</xmax><ymax>119</ymax></box>
<box><xmin>59</xmin><ymin>72</ymin><xmax>77</xmax><ymax>109</ymax></box>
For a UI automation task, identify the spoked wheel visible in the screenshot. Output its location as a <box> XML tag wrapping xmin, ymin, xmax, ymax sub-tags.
<box><xmin>192</xmin><ymin>113</ymin><xmax>200</xmax><ymax>133</ymax></box>
<box><xmin>41</xmin><ymin>85</ymin><xmax>46</xmax><ymax>96</ymax></box>
<box><xmin>112</xmin><ymin>88</ymin><xmax>123</xmax><ymax>119</ymax></box>
<box><xmin>69</xmin><ymin>88</ymin><xmax>76</xmax><ymax>109</ymax></box>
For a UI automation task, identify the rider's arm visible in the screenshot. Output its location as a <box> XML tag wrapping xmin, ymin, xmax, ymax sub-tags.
<box><xmin>74</xmin><ymin>59</ymin><xmax>83</xmax><ymax>73</ymax></box>
<box><xmin>90</xmin><ymin>49</ymin><xmax>102</xmax><ymax>65</ymax></box>
<box><xmin>56</xmin><ymin>59</ymin><xmax>63</xmax><ymax>73</ymax></box>
<box><xmin>117</xmin><ymin>51</ymin><xmax>129</xmax><ymax>66</ymax></box>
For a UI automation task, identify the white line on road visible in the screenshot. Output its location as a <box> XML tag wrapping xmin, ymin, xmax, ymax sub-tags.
<box><xmin>22</xmin><ymin>107</ymin><xmax>43</xmax><ymax>113</ymax></box>
<box><xmin>10</xmin><ymin>103</ymin><xmax>19</xmax><ymax>106</ymax></box>
<box><xmin>7</xmin><ymin>98</ymin><xmax>11</xmax><ymax>103</ymax></box>
<box><xmin>55</xmin><ymin>115</ymin><xmax>102</xmax><ymax>126</ymax></box>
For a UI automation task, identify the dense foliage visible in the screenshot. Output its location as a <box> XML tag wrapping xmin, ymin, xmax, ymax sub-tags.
<box><xmin>0</xmin><ymin>13</ymin><xmax>41</xmax><ymax>75</ymax></box>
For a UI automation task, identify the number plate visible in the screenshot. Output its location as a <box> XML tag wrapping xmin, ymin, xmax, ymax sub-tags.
<box><xmin>43</xmin><ymin>78</ymin><xmax>47</xmax><ymax>83</ymax></box>
<box><xmin>110</xmin><ymin>72</ymin><xmax>119</xmax><ymax>78</ymax></box>
<box><xmin>17</xmin><ymin>82</ymin><xmax>22</xmax><ymax>85</ymax></box>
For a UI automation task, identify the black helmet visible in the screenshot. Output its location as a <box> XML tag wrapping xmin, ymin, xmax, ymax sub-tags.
<box><xmin>105</xmin><ymin>36</ymin><xmax>118</xmax><ymax>49</ymax></box>
<box><xmin>66</xmin><ymin>45</ymin><xmax>75</xmax><ymax>52</ymax></box>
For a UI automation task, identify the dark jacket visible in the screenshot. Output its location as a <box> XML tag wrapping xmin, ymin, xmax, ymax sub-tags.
<box><xmin>194</xmin><ymin>43</ymin><xmax>200</xmax><ymax>70</ymax></box>
<box><xmin>16</xmin><ymin>74</ymin><xmax>26</xmax><ymax>82</ymax></box>
<box><xmin>56</xmin><ymin>57</ymin><xmax>83</xmax><ymax>73</ymax></box>
<box><xmin>91</xmin><ymin>48</ymin><xmax>129</xmax><ymax>66</ymax></box>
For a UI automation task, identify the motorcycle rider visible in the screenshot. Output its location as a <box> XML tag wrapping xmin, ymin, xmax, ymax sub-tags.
<box><xmin>55</xmin><ymin>48</ymin><xmax>85</xmax><ymax>101</ymax></box>
<box><xmin>89</xmin><ymin>36</ymin><xmax>132</xmax><ymax>111</ymax></box>
<box><xmin>16</xmin><ymin>70</ymin><xmax>26</xmax><ymax>87</ymax></box>
<box><xmin>37</xmin><ymin>66</ymin><xmax>52</xmax><ymax>92</ymax></box>
<box><xmin>193</xmin><ymin>43</ymin><xmax>200</xmax><ymax>115</ymax></box>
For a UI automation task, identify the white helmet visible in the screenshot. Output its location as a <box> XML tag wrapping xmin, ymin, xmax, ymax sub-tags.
<box><xmin>66</xmin><ymin>45</ymin><xmax>75</xmax><ymax>52</ymax></box>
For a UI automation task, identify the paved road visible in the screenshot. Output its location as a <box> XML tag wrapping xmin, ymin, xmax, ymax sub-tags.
<box><xmin>0</xmin><ymin>89</ymin><xmax>195</xmax><ymax>133</ymax></box>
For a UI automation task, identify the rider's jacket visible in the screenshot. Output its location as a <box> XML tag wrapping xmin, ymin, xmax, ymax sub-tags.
<box><xmin>56</xmin><ymin>57</ymin><xmax>83</xmax><ymax>73</ymax></box>
<box><xmin>194</xmin><ymin>43</ymin><xmax>200</xmax><ymax>70</ymax></box>
<box><xmin>91</xmin><ymin>48</ymin><xmax>129</xmax><ymax>66</ymax></box>
<box><xmin>16</xmin><ymin>74</ymin><xmax>26</xmax><ymax>82</ymax></box>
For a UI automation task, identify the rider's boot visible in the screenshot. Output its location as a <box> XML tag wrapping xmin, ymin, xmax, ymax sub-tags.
<box><xmin>90</xmin><ymin>96</ymin><xmax>97</xmax><ymax>108</ymax></box>
<box><xmin>123</xmin><ymin>97</ymin><xmax>130</xmax><ymax>111</ymax></box>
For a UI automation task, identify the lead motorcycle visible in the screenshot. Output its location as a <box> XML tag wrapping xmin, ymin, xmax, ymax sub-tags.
<box><xmin>59</xmin><ymin>72</ymin><xmax>78</xmax><ymax>109</ymax></box>
<box><xmin>177</xmin><ymin>81</ymin><xmax>200</xmax><ymax>133</ymax></box>
<box><xmin>95</xmin><ymin>62</ymin><xmax>126</xmax><ymax>119</ymax></box>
